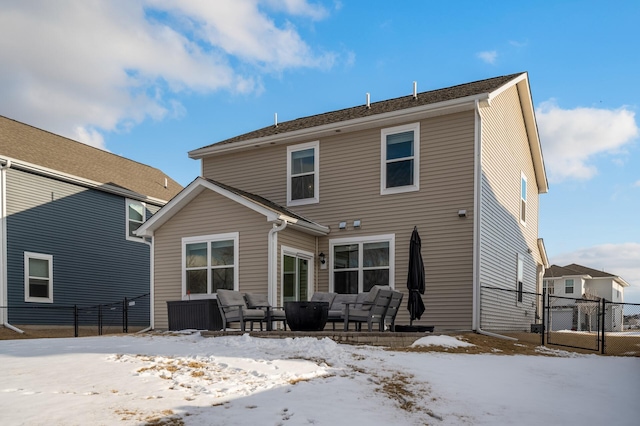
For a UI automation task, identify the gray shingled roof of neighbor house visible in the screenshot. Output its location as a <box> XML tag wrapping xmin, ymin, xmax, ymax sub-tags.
<box><xmin>545</xmin><ymin>264</ymin><xmax>618</xmax><ymax>279</ymax></box>
<box><xmin>0</xmin><ymin>115</ymin><xmax>182</xmax><ymax>202</ymax></box>
<box><xmin>193</xmin><ymin>72</ymin><xmax>525</xmax><ymax>150</ymax></box>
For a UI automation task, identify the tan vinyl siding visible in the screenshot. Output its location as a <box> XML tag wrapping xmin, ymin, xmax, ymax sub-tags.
<box><xmin>152</xmin><ymin>190</ymin><xmax>271</xmax><ymax>329</ymax></box>
<box><xmin>479</xmin><ymin>85</ymin><xmax>541</xmax><ymax>331</ymax></box>
<box><xmin>203</xmin><ymin>111</ymin><xmax>476</xmax><ymax>330</ymax></box>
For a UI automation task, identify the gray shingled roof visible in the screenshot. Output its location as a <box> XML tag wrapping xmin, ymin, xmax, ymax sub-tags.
<box><xmin>545</xmin><ymin>264</ymin><xmax>617</xmax><ymax>279</ymax></box>
<box><xmin>198</xmin><ymin>72</ymin><xmax>525</xmax><ymax>149</ymax></box>
<box><xmin>205</xmin><ymin>177</ymin><xmax>322</xmax><ymax>226</ymax></box>
<box><xmin>0</xmin><ymin>115</ymin><xmax>182</xmax><ymax>202</ymax></box>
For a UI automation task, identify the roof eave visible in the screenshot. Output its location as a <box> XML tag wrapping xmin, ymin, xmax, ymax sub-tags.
<box><xmin>188</xmin><ymin>93</ymin><xmax>489</xmax><ymax>159</ymax></box>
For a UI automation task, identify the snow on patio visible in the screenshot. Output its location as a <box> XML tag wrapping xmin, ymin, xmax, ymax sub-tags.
<box><xmin>0</xmin><ymin>332</ymin><xmax>637</xmax><ymax>425</ymax></box>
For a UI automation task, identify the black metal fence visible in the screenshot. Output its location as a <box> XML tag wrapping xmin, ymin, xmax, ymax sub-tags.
<box><xmin>1</xmin><ymin>293</ymin><xmax>150</xmax><ymax>337</ymax></box>
<box><xmin>480</xmin><ymin>286</ymin><xmax>640</xmax><ymax>356</ymax></box>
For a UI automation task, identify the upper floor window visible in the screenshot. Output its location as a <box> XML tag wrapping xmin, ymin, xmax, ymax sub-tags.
<box><xmin>330</xmin><ymin>234</ymin><xmax>395</xmax><ymax>294</ymax></box>
<box><xmin>287</xmin><ymin>141</ymin><xmax>319</xmax><ymax>206</ymax></box>
<box><xmin>126</xmin><ymin>199</ymin><xmax>146</xmax><ymax>242</ymax></box>
<box><xmin>381</xmin><ymin>123</ymin><xmax>420</xmax><ymax>195</ymax></box>
<box><xmin>182</xmin><ymin>233</ymin><xmax>238</xmax><ymax>299</ymax></box>
<box><xmin>24</xmin><ymin>252</ymin><xmax>53</xmax><ymax>303</ymax></box>
<box><xmin>520</xmin><ymin>173</ymin><xmax>527</xmax><ymax>225</ymax></box>
<box><xmin>565</xmin><ymin>279</ymin><xmax>574</xmax><ymax>294</ymax></box>
<box><xmin>543</xmin><ymin>279</ymin><xmax>555</xmax><ymax>295</ymax></box>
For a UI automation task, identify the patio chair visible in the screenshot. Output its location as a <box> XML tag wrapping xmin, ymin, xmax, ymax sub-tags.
<box><xmin>216</xmin><ymin>289</ymin><xmax>265</xmax><ymax>331</ymax></box>
<box><xmin>343</xmin><ymin>287</ymin><xmax>393</xmax><ymax>332</ymax></box>
<box><xmin>244</xmin><ymin>293</ymin><xmax>287</xmax><ymax>331</ymax></box>
<box><xmin>384</xmin><ymin>290</ymin><xmax>404</xmax><ymax>332</ymax></box>
<box><xmin>325</xmin><ymin>293</ymin><xmax>357</xmax><ymax>330</ymax></box>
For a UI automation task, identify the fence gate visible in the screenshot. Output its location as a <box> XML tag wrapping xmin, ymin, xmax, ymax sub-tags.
<box><xmin>545</xmin><ymin>294</ymin><xmax>600</xmax><ymax>352</ymax></box>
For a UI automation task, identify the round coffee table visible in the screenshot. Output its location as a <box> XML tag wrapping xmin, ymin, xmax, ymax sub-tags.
<box><xmin>284</xmin><ymin>301</ymin><xmax>330</xmax><ymax>331</ymax></box>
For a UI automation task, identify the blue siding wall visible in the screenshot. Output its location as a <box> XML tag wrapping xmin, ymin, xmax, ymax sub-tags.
<box><xmin>6</xmin><ymin>169</ymin><xmax>152</xmax><ymax>326</ymax></box>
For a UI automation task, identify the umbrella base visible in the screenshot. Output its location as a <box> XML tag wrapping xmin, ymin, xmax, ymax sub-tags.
<box><xmin>395</xmin><ymin>325</ymin><xmax>434</xmax><ymax>333</ymax></box>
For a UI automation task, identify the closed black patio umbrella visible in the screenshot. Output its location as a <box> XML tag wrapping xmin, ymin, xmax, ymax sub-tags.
<box><xmin>407</xmin><ymin>226</ymin><xmax>425</xmax><ymax>325</ymax></box>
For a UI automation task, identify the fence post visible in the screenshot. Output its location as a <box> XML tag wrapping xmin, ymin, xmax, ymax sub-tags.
<box><xmin>541</xmin><ymin>289</ymin><xmax>546</xmax><ymax>346</ymax></box>
<box><xmin>123</xmin><ymin>297</ymin><xmax>128</xmax><ymax>333</ymax></box>
<box><xmin>98</xmin><ymin>304</ymin><xmax>103</xmax><ymax>336</ymax></box>
<box><xmin>600</xmin><ymin>298</ymin><xmax>606</xmax><ymax>355</ymax></box>
<box><xmin>74</xmin><ymin>305</ymin><xmax>79</xmax><ymax>338</ymax></box>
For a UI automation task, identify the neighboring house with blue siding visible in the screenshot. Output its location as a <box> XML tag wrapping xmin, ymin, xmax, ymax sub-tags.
<box><xmin>0</xmin><ymin>115</ymin><xmax>182</xmax><ymax>331</ymax></box>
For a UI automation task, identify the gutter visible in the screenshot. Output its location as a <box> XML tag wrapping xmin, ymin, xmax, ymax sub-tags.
<box><xmin>143</xmin><ymin>237</ymin><xmax>155</xmax><ymax>330</ymax></box>
<box><xmin>0</xmin><ymin>160</ymin><xmax>25</xmax><ymax>333</ymax></box>
<box><xmin>267</xmin><ymin>220</ymin><xmax>288</xmax><ymax>306</ymax></box>
<box><xmin>471</xmin><ymin>102</ymin><xmax>517</xmax><ymax>342</ymax></box>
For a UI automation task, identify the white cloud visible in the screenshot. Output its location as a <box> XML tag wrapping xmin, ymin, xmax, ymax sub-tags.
<box><xmin>550</xmin><ymin>243</ymin><xmax>640</xmax><ymax>303</ymax></box>
<box><xmin>0</xmin><ymin>0</ymin><xmax>335</xmax><ymax>147</ymax></box>
<box><xmin>536</xmin><ymin>100</ymin><xmax>639</xmax><ymax>182</ymax></box>
<box><xmin>477</xmin><ymin>50</ymin><xmax>498</xmax><ymax>64</ymax></box>
<box><xmin>634</xmin><ymin>180</ymin><xmax>640</xmax><ymax>187</ymax></box>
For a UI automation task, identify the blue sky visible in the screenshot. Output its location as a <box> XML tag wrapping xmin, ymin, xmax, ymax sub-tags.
<box><xmin>1</xmin><ymin>1</ymin><xmax>639</xmax><ymax>302</ymax></box>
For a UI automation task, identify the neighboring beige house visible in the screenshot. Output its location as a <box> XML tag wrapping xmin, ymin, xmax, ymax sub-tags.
<box><xmin>138</xmin><ymin>72</ymin><xmax>549</xmax><ymax>332</ymax></box>
<box><xmin>544</xmin><ymin>263</ymin><xmax>629</xmax><ymax>331</ymax></box>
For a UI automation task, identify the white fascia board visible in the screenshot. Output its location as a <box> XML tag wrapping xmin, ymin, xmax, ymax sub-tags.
<box><xmin>137</xmin><ymin>178</ymin><xmax>329</xmax><ymax>237</ymax></box>
<box><xmin>188</xmin><ymin>94</ymin><xmax>486</xmax><ymax>159</ymax></box>
<box><xmin>0</xmin><ymin>156</ymin><xmax>169</xmax><ymax>205</ymax></box>
<box><xmin>515</xmin><ymin>78</ymin><xmax>548</xmax><ymax>194</ymax></box>
<box><xmin>537</xmin><ymin>238</ymin><xmax>549</xmax><ymax>268</ymax></box>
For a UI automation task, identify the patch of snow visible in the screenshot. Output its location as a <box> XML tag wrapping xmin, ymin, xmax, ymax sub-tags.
<box><xmin>411</xmin><ymin>335</ymin><xmax>475</xmax><ymax>348</ymax></box>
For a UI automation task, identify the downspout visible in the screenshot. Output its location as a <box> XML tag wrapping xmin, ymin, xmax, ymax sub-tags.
<box><xmin>138</xmin><ymin>236</ymin><xmax>154</xmax><ymax>333</ymax></box>
<box><xmin>267</xmin><ymin>220</ymin><xmax>288</xmax><ymax>305</ymax></box>
<box><xmin>0</xmin><ymin>160</ymin><xmax>24</xmax><ymax>334</ymax></box>
<box><xmin>472</xmin><ymin>102</ymin><xmax>517</xmax><ymax>341</ymax></box>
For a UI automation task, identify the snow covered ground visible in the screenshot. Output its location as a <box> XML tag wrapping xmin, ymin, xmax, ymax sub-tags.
<box><xmin>0</xmin><ymin>332</ymin><xmax>637</xmax><ymax>425</ymax></box>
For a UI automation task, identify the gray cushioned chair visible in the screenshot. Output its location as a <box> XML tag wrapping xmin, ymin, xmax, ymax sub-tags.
<box><xmin>343</xmin><ymin>287</ymin><xmax>393</xmax><ymax>331</ymax></box>
<box><xmin>326</xmin><ymin>294</ymin><xmax>357</xmax><ymax>330</ymax></box>
<box><xmin>216</xmin><ymin>289</ymin><xmax>265</xmax><ymax>331</ymax></box>
<box><xmin>244</xmin><ymin>293</ymin><xmax>287</xmax><ymax>331</ymax></box>
<box><xmin>384</xmin><ymin>291</ymin><xmax>404</xmax><ymax>332</ymax></box>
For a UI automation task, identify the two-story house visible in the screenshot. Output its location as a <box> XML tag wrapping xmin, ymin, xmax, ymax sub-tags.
<box><xmin>544</xmin><ymin>263</ymin><xmax>628</xmax><ymax>331</ymax></box>
<box><xmin>0</xmin><ymin>115</ymin><xmax>182</xmax><ymax>332</ymax></box>
<box><xmin>138</xmin><ymin>72</ymin><xmax>549</xmax><ymax>332</ymax></box>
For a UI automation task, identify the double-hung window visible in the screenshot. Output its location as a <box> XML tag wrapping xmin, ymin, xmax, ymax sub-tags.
<box><xmin>543</xmin><ymin>279</ymin><xmax>554</xmax><ymax>295</ymax></box>
<box><xmin>565</xmin><ymin>279</ymin><xmax>574</xmax><ymax>294</ymax></box>
<box><xmin>287</xmin><ymin>141</ymin><xmax>319</xmax><ymax>206</ymax></box>
<box><xmin>330</xmin><ymin>235</ymin><xmax>395</xmax><ymax>294</ymax></box>
<box><xmin>183</xmin><ymin>233</ymin><xmax>238</xmax><ymax>299</ymax></box>
<box><xmin>381</xmin><ymin>123</ymin><xmax>420</xmax><ymax>195</ymax></box>
<box><xmin>24</xmin><ymin>252</ymin><xmax>53</xmax><ymax>303</ymax></box>
<box><xmin>520</xmin><ymin>173</ymin><xmax>527</xmax><ymax>225</ymax></box>
<box><xmin>126</xmin><ymin>199</ymin><xmax>146</xmax><ymax>242</ymax></box>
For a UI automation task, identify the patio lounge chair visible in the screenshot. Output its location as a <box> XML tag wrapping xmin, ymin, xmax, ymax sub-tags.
<box><xmin>216</xmin><ymin>289</ymin><xmax>265</xmax><ymax>331</ymax></box>
<box><xmin>384</xmin><ymin>291</ymin><xmax>404</xmax><ymax>332</ymax></box>
<box><xmin>343</xmin><ymin>286</ymin><xmax>393</xmax><ymax>332</ymax></box>
<box><xmin>244</xmin><ymin>293</ymin><xmax>287</xmax><ymax>331</ymax></box>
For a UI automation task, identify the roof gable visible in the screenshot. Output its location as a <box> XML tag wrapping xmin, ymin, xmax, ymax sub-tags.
<box><xmin>136</xmin><ymin>177</ymin><xmax>329</xmax><ymax>237</ymax></box>
<box><xmin>545</xmin><ymin>263</ymin><xmax>629</xmax><ymax>287</ymax></box>
<box><xmin>0</xmin><ymin>115</ymin><xmax>182</xmax><ymax>203</ymax></box>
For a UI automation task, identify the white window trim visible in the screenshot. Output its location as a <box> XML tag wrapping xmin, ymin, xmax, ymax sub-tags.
<box><xmin>565</xmin><ymin>278</ymin><xmax>574</xmax><ymax>294</ymax></box>
<box><xmin>24</xmin><ymin>252</ymin><xmax>53</xmax><ymax>303</ymax></box>
<box><xmin>287</xmin><ymin>141</ymin><xmax>319</xmax><ymax>206</ymax></box>
<box><xmin>126</xmin><ymin>198</ymin><xmax>147</xmax><ymax>242</ymax></box>
<box><xmin>381</xmin><ymin>122</ymin><xmax>420</xmax><ymax>195</ymax></box>
<box><xmin>329</xmin><ymin>234</ymin><xmax>395</xmax><ymax>293</ymax></box>
<box><xmin>520</xmin><ymin>172</ymin><xmax>527</xmax><ymax>226</ymax></box>
<box><xmin>280</xmin><ymin>245</ymin><xmax>315</xmax><ymax>306</ymax></box>
<box><xmin>181</xmin><ymin>232</ymin><xmax>239</xmax><ymax>300</ymax></box>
